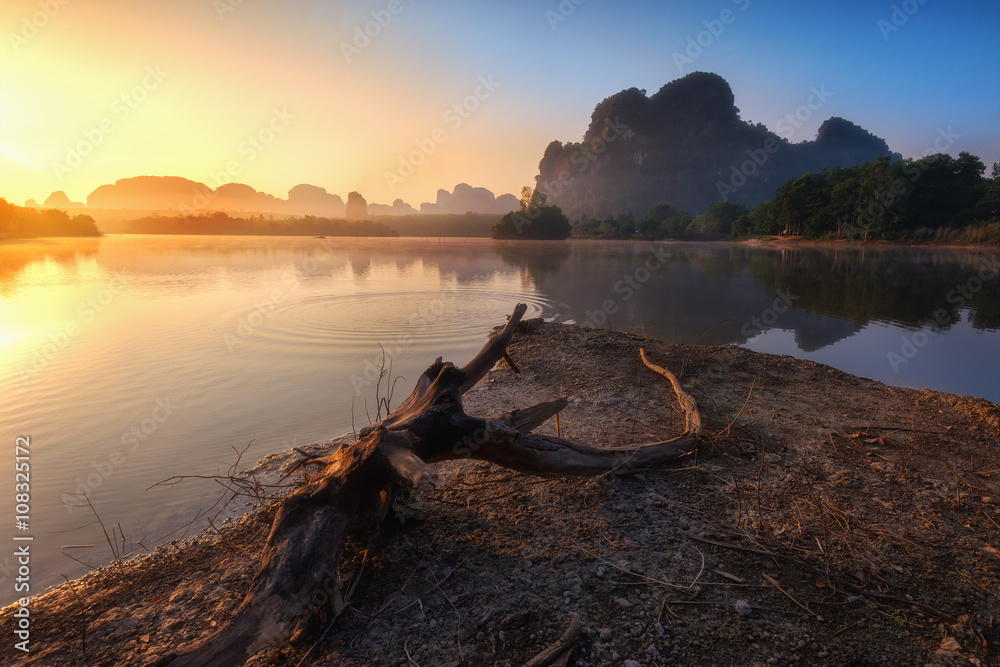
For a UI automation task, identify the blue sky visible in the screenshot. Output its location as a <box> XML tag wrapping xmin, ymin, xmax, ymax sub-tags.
<box><xmin>2</xmin><ymin>0</ymin><xmax>997</xmax><ymax>205</ymax></box>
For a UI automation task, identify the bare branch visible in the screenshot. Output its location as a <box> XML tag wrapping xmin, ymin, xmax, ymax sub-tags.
<box><xmin>458</xmin><ymin>303</ymin><xmax>528</xmax><ymax>393</ymax></box>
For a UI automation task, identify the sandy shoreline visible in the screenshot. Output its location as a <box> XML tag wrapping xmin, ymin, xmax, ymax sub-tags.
<box><xmin>3</xmin><ymin>322</ymin><xmax>998</xmax><ymax>666</ymax></box>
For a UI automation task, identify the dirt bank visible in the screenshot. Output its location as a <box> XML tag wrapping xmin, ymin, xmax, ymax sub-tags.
<box><xmin>3</xmin><ymin>322</ymin><xmax>998</xmax><ymax>666</ymax></box>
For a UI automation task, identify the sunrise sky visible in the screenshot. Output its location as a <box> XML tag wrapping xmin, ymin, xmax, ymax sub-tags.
<box><xmin>1</xmin><ymin>0</ymin><xmax>998</xmax><ymax>208</ymax></box>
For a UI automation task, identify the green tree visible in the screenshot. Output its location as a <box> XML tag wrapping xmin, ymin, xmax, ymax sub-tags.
<box><xmin>688</xmin><ymin>199</ymin><xmax>747</xmax><ymax>237</ymax></box>
<box><xmin>639</xmin><ymin>202</ymin><xmax>691</xmax><ymax>238</ymax></box>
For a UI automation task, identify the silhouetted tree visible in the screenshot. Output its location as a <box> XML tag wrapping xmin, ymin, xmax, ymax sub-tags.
<box><xmin>493</xmin><ymin>187</ymin><xmax>570</xmax><ymax>240</ymax></box>
<box><xmin>0</xmin><ymin>198</ymin><xmax>100</xmax><ymax>238</ymax></box>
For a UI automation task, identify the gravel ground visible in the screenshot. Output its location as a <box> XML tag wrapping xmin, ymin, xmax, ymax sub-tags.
<box><xmin>3</xmin><ymin>322</ymin><xmax>998</xmax><ymax>666</ymax></box>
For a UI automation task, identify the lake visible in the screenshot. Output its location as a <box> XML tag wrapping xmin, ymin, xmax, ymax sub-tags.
<box><xmin>1</xmin><ymin>235</ymin><xmax>998</xmax><ymax>603</ymax></box>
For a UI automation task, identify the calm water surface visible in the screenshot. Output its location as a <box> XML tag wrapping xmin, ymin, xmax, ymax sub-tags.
<box><xmin>1</xmin><ymin>235</ymin><xmax>997</xmax><ymax>602</ymax></box>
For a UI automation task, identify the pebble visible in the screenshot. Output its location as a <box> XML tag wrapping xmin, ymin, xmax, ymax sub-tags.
<box><xmin>599</xmin><ymin>628</ymin><xmax>612</xmax><ymax>641</ymax></box>
<box><xmin>735</xmin><ymin>600</ymin><xmax>752</xmax><ymax>616</ymax></box>
<box><xmin>624</xmin><ymin>661</ymin><xmax>641</xmax><ymax>667</ymax></box>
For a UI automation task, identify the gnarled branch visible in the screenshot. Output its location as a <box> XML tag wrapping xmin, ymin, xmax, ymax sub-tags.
<box><xmin>160</xmin><ymin>304</ymin><xmax>702</xmax><ymax>666</ymax></box>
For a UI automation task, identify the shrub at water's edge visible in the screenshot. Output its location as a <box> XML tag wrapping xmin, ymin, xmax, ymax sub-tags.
<box><xmin>491</xmin><ymin>187</ymin><xmax>572</xmax><ymax>240</ymax></box>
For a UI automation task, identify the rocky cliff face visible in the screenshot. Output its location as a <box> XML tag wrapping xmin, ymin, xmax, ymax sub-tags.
<box><xmin>536</xmin><ymin>72</ymin><xmax>895</xmax><ymax>218</ymax></box>
<box><xmin>345</xmin><ymin>191</ymin><xmax>368</xmax><ymax>219</ymax></box>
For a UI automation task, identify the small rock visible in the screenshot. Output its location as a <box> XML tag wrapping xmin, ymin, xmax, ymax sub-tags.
<box><xmin>624</xmin><ymin>661</ymin><xmax>641</xmax><ymax>667</ymax></box>
<box><xmin>599</xmin><ymin>628</ymin><xmax>612</xmax><ymax>641</ymax></box>
<box><xmin>615</xmin><ymin>597</ymin><xmax>632</xmax><ymax>608</ymax></box>
<box><xmin>735</xmin><ymin>600</ymin><xmax>752</xmax><ymax>616</ymax></box>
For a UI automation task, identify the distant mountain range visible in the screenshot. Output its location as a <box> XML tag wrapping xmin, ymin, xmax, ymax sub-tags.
<box><xmin>27</xmin><ymin>178</ymin><xmax>519</xmax><ymax>218</ymax></box>
<box><xmin>26</xmin><ymin>72</ymin><xmax>900</xmax><ymax>224</ymax></box>
<box><xmin>535</xmin><ymin>71</ymin><xmax>897</xmax><ymax>218</ymax></box>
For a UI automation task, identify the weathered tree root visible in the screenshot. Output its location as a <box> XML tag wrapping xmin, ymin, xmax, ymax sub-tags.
<box><xmin>158</xmin><ymin>303</ymin><xmax>703</xmax><ymax>666</ymax></box>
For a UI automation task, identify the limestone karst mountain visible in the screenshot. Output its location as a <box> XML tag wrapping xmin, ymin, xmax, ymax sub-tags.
<box><xmin>536</xmin><ymin>72</ymin><xmax>896</xmax><ymax>218</ymax></box>
<box><xmin>74</xmin><ymin>176</ymin><xmax>516</xmax><ymax>219</ymax></box>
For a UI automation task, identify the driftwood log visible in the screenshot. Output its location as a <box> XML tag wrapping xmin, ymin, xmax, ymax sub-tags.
<box><xmin>161</xmin><ymin>303</ymin><xmax>702</xmax><ymax>666</ymax></box>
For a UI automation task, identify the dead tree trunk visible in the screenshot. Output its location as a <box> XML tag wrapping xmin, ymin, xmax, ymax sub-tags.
<box><xmin>161</xmin><ymin>303</ymin><xmax>702</xmax><ymax>666</ymax></box>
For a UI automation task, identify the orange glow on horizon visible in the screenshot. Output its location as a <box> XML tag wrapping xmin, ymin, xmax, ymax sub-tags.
<box><xmin>0</xmin><ymin>0</ymin><xmax>542</xmax><ymax>210</ymax></box>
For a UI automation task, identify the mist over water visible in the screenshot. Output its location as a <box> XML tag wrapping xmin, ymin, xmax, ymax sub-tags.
<box><xmin>1</xmin><ymin>235</ymin><xmax>997</xmax><ymax>603</ymax></box>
